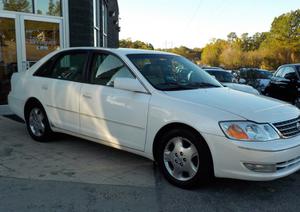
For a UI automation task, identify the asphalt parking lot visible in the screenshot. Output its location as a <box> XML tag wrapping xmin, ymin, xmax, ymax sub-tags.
<box><xmin>1</xmin><ymin>116</ymin><xmax>300</xmax><ymax>212</ymax></box>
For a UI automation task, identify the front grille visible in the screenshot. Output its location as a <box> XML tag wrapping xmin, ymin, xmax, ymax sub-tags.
<box><xmin>273</xmin><ymin>117</ymin><xmax>300</xmax><ymax>138</ymax></box>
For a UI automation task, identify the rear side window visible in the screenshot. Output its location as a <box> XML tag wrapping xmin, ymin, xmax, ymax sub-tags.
<box><xmin>34</xmin><ymin>52</ymin><xmax>88</xmax><ymax>82</ymax></box>
<box><xmin>90</xmin><ymin>53</ymin><xmax>135</xmax><ymax>86</ymax></box>
<box><xmin>51</xmin><ymin>53</ymin><xmax>88</xmax><ymax>82</ymax></box>
<box><xmin>34</xmin><ymin>56</ymin><xmax>56</xmax><ymax>77</ymax></box>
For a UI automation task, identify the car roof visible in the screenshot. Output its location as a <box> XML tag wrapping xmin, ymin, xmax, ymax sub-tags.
<box><xmin>278</xmin><ymin>64</ymin><xmax>300</xmax><ymax>68</ymax></box>
<box><xmin>204</xmin><ymin>68</ymin><xmax>230</xmax><ymax>73</ymax></box>
<box><xmin>201</xmin><ymin>66</ymin><xmax>223</xmax><ymax>70</ymax></box>
<box><xmin>56</xmin><ymin>47</ymin><xmax>177</xmax><ymax>56</ymax></box>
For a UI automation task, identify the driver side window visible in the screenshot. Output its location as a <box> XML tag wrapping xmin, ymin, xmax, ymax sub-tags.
<box><xmin>282</xmin><ymin>67</ymin><xmax>297</xmax><ymax>80</ymax></box>
<box><xmin>90</xmin><ymin>53</ymin><xmax>135</xmax><ymax>86</ymax></box>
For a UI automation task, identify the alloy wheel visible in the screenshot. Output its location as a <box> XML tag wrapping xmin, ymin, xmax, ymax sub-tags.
<box><xmin>163</xmin><ymin>137</ymin><xmax>199</xmax><ymax>181</ymax></box>
<box><xmin>28</xmin><ymin>107</ymin><xmax>45</xmax><ymax>137</ymax></box>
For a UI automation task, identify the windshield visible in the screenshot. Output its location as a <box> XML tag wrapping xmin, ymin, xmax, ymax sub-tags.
<box><xmin>206</xmin><ymin>70</ymin><xmax>234</xmax><ymax>83</ymax></box>
<box><xmin>127</xmin><ymin>54</ymin><xmax>222</xmax><ymax>91</ymax></box>
<box><xmin>258</xmin><ymin>70</ymin><xmax>273</xmax><ymax>79</ymax></box>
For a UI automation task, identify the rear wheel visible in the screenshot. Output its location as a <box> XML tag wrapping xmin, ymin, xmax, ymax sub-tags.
<box><xmin>25</xmin><ymin>103</ymin><xmax>53</xmax><ymax>142</ymax></box>
<box><xmin>157</xmin><ymin>128</ymin><xmax>213</xmax><ymax>189</ymax></box>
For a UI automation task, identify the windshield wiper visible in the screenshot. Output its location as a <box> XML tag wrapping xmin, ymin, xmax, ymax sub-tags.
<box><xmin>158</xmin><ymin>82</ymin><xmax>220</xmax><ymax>91</ymax></box>
<box><xmin>189</xmin><ymin>82</ymin><xmax>221</xmax><ymax>88</ymax></box>
<box><xmin>157</xmin><ymin>82</ymin><xmax>197</xmax><ymax>91</ymax></box>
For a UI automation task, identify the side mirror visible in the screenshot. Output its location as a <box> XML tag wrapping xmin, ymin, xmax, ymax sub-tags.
<box><xmin>114</xmin><ymin>77</ymin><xmax>147</xmax><ymax>93</ymax></box>
<box><xmin>285</xmin><ymin>74</ymin><xmax>297</xmax><ymax>82</ymax></box>
<box><xmin>239</xmin><ymin>78</ymin><xmax>246</xmax><ymax>84</ymax></box>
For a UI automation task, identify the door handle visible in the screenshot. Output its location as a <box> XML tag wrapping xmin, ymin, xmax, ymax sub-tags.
<box><xmin>82</xmin><ymin>94</ymin><xmax>92</xmax><ymax>99</ymax></box>
<box><xmin>42</xmin><ymin>85</ymin><xmax>48</xmax><ymax>90</ymax></box>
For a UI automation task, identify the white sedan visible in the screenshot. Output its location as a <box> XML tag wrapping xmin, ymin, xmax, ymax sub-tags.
<box><xmin>204</xmin><ymin>68</ymin><xmax>260</xmax><ymax>95</ymax></box>
<box><xmin>8</xmin><ymin>48</ymin><xmax>300</xmax><ymax>188</ymax></box>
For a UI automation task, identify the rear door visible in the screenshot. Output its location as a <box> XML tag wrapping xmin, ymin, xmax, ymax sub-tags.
<box><xmin>37</xmin><ymin>50</ymin><xmax>89</xmax><ymax>132</ymax></box>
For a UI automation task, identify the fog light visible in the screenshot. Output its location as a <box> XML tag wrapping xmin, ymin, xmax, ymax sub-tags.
<box><xmin>244</xmin><ymin>163</ymin><xmax>276</xmax><ymax>173</ymax></box>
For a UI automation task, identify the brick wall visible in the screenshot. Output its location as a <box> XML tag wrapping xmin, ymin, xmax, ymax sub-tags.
<box><xmin>68</xmin><ymin>0</ymin><xmax>119</xmax><ymax>48</ymax></box>
<box><xmin>68</xmin><ymin>0</ymin><xmax>94</xmax><ymax>47</ymax></box>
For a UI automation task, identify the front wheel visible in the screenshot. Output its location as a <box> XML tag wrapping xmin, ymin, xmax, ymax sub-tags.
<box><xmin>25</xmin><ymin>103</ymin><xmax>53</xmax><ymax>142</ymax></box>
<box><xmin>157</xmin><ymin>128</ymin><xmax>213</xmax><ymax>189</ymax></box>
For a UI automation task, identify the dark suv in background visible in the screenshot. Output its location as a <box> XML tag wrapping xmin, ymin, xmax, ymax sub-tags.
<box><xmin>264</xmin><ymin>64</ymin><xmax>300</xmax><ymax>106</ymax></box>
<box><xmin>238</xmin><ymin>68</ymin><xmax>273</xmax><ymax>93</ymax></box>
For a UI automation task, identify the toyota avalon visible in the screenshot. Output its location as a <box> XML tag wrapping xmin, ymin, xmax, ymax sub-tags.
<box><xmin>8</xmin><ymin>48</ymin><xmax>300</xmax><ymax>188</ymax></box>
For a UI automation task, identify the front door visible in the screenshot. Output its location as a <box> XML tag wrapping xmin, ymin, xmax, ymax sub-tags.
<box><xmin>80</xmin><ymin>52</ymin><xmax>151</xmax><ymax>151</ymax></box>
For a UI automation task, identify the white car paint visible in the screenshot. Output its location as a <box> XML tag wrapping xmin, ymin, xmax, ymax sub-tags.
<box><xmin>80</xmin><ymin>84</ymin><xmax>150</xmax><ymax>151</ymax></box>
<box><xmin>8</xmin><ymin>47</ymin><xmax>300</xmax><ymax>182</ymax></box>
<box><xmin>223</xmin><ymin>82</ymin><xmax>260</xmax><ymax>95</ymax></box>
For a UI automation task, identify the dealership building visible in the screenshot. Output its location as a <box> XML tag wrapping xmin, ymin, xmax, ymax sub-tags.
<box><xmin>0</xmin><ymin>0</ymin><xmax>120</xmax><ymax>108</ymax></box>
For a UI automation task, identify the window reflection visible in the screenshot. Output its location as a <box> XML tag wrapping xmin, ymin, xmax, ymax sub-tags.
<box><xmin>0</xmin><ymin>0</ymin><xmax>33</xmax><ymax>13</ymax></box>
<box><xmin>25</xmin><ymin>20</ymin><xmax>60</xmax><ymax>65</ymax></box>
<box><xmin>0</xmin><ymin>0</ymin><xmax>62</xmax><ymax>16</ymax></box>
<box><xmin>0</xmin><ymin>17</ymin><xmax>17</xmax><ymax>105</ymax></box>
<box><xmin>35</xmin><ymin>0</ymin><xmax>61</xmax><ymax>16</ymax></box>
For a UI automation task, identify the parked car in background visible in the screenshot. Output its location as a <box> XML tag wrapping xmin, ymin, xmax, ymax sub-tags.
<box><xmin>8</xmin><ymin>48</ymin><xmax>300</xmax><ymax>188</ymax></box>
<box><xmin>264</xmin><ymin>64</ymin><xmax>300</xmax><ymax>107</ymax></box>
<box><xmin>238</xmin><ymin>68</ymin><xmax>273</xmax><ymax>93</ymax></box>
<box><xmin>204</xmin><ymin>68</ymin><xmax>259</xmax><ymax>95</ymax></box>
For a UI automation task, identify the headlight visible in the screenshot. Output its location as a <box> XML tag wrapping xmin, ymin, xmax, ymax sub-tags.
<box><xmin>219</xmin><ymin>121</ymin><xmax>280</xmax><ymax>141</ymax></box>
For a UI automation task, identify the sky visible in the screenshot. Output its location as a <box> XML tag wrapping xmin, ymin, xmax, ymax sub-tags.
<box><xmin>118</xmin><ymin>0</ymin><xmax>300</xmax><ymax>49</ymax></box>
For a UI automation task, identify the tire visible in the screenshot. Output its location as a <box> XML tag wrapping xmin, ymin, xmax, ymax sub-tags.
<box><xmin>25</xmin><ymin>102</ymin><xmax>53</xmax><ymax>142</ymax></box>
<box><xmin>157</xmin><ymin>128</ymin><xmax>213</xmax><ymax>189</ymax></box>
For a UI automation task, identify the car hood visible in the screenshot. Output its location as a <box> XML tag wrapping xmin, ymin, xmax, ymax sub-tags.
<box><xmin>164</xmin><ymin>87</ymin><xmax>300</xmax><ymax>123</ymax></box>
<box><xmin>223</xmin><ymin>83</ymin><xmax>259</xmax><ymax>95</ymax></box>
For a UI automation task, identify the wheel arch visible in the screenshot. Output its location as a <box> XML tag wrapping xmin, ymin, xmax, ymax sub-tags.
<box><xmin>152</xmin><ymin>122</ymin><xmax>213</xmax><ymax>169</ymax></box>
<box><xmin>24</xmin><ymin>97</ymin><xmax>44</xmax><ymax>119</ymax></box>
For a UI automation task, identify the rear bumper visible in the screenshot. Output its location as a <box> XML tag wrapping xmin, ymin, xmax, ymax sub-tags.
<box><xmin>203</xmin><ymin>133</ymin><xmax>300</xmax><ymax>181</ymax></box>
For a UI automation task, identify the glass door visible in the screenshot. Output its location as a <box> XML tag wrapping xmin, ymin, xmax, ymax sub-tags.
<box><xmin>0</xmin><ymin>12</ymin><xmax>64</xmax><ymax>105</ymax></box>
<box><xmin>0</xmin><ymin>16</ymin><xmax>17</xmax><ymax>104</ymax></box>
<box><xmin>21</xmin><ymin>15</ymin><xmax>63</xmax><ymax>70</ymax></box>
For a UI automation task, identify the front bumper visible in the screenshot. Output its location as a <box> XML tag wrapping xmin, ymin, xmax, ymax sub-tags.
<box><xmin>203</xmin><ymin>133</ymin><xmax>300</xmax><ymax>181</ymax></box>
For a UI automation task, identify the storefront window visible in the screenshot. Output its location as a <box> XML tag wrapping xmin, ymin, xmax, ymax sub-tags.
<box><xmin>35</xmin><ymin>0</ymin><xmax>61</xmax><ymax>17</ymax></box>
<box><xmin>102</xmin><ymin>1</ymin><xmax>107</xmax><ymax>47</ymax></box>
<box><xmin>0</xmin><ymin>0</ymin><xmax>62</xmax><ymax>16</ymax></box>
<box><xmin>24</xmin><ymin>20</ymin><xmax>60</xmax><ymax>65</ymax></box>
<box><xmin>0</xmin><ymin>0</ymin><xmax>33</xmax><ymax>13</ymax></box>
<box><xmin>94</xmin><ymin>0</ymin><xmax>101</xmax><ymax>47</ymax></box>
<box><xmin>0</xmin><ymin>17</ymin><xmax>17</xmax><ymax>105</ymax></box>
